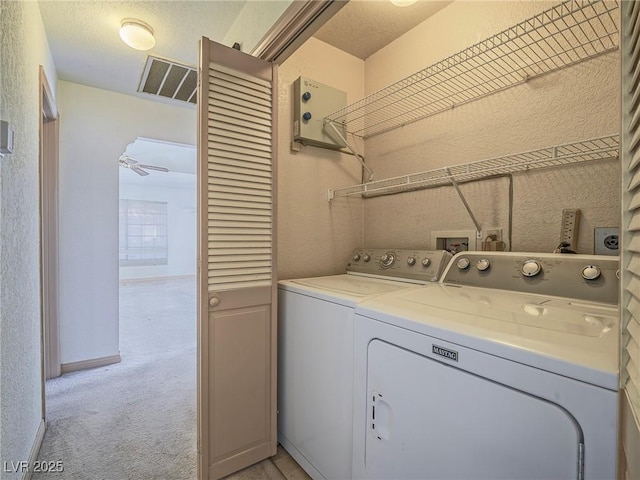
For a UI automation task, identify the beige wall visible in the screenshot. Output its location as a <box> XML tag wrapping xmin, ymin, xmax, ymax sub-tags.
<box><xmin>0</xmin><ymin>1</ymin><xmax>57</xmax><ymax>476</ymax></box>
<box><xmin>277</xmin><ymin>38</ymin><xmax>365</xmax><ymax>280</ymax></box>
<box><xmin>360</xmin><ymin>1</ymin><xmax>620</xmax><ymax>254</ymax></box>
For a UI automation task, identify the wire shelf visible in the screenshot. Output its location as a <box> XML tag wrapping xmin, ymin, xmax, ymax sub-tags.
<box><xmin>328</xmin><ymin>135</ymin><xmax>620</xmax><ymax>201</ymax></box>
<box><xmin>324</xmin><ymin>0</ymin><xmax>619</xmax><ymax>140</ymax></box>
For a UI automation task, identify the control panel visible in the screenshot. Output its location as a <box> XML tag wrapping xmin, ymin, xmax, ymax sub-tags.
<box><xmin>347</xmin><ymin>249</ymin><xmax>452</xmax><ymax>283</ymax></box>
<box><xmin>442</xmin><ymin>252</ymin><xmax>619</xmax><ymax>305</ymax></box>
<box><xmin>293</xmin><ymin>76</ymin><xmax>347</xmax><ymax>149</ymax></box>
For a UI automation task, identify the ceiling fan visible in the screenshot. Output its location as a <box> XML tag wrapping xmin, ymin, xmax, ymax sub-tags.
<box><xmin>118</xmin><ymin>154</ymin><xmax>169</xmax><ymax>176</ymax></box>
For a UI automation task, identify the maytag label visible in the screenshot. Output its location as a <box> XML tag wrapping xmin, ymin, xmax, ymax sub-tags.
<box><xmin>432</xmin><ymin>344</ymin><xmax>458</xmax><ymax>362</ymax></box>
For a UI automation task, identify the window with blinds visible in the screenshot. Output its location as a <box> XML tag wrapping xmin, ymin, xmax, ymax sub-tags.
<box><xmin>119</xmin><ymin>199</ymin><xmax>168</xmax><ymax>267</ymax></box>
<box><xmin>206</xmin><ymin>63</ymin><xmax>273</xmax><ymax>291</ymax></box>
<box><xmin>622</xmin><ymin>0</ymin><xmax>640</xmax><ymax>422</ymax></box>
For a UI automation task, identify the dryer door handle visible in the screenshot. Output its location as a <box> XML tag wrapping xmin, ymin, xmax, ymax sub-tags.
<box><xmin>371</xmin><ymin>391</ymin><xmax>391</xmax><ymax>441</ymax></box>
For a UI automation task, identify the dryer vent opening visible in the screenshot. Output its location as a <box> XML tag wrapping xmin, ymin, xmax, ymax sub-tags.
<box><xmin>138</xmin><ymin>56</ymin><xmax>197</xmax><ymax>105</ymax></box>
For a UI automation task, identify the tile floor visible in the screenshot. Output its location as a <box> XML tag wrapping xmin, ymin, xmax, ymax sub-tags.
<box><xmin>271</xmin><ymin>446</ymin><xmax>312</xmax><ymax>480</ymax></box>
<box><xmin>225</xmin><ymin>446</ymin><xmax>310</xmax><ymax>480</ymax></box>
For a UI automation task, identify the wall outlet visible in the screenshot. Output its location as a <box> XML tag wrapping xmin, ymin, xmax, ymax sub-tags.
<box><xmin>560</xmin><ymin>209</ymin><xmax>580</xmax><ymax>249</ymax></box>
<box><xmin>594</xmin><ymin>227</ymin><xmax>619</xmax><ymax>256</ymax></box>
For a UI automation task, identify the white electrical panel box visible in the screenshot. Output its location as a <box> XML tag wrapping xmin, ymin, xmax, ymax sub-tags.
<box><xmin>293</xmin><ymin>76</ymin><xmax>347</xmax><ymax>149</ymax></box>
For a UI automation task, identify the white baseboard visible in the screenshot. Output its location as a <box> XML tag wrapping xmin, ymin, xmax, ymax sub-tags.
<box><xmin>23</xmin><ymin>419</ymin><xmax>46</xmax><ymax>480</ymax></box>
<box><xmin>60</xmin><ymin>353</ymin><xmax>121</xmax><ymax>374</ymax></box>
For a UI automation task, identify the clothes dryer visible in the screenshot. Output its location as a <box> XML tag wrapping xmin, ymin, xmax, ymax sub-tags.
<box><xmin>352</xmin><ymin>252</ymin><xmax>619</xmax><ymax>480</ymax></box>
<box><xmin>278</xmin><ymin>248</ymin><xmax>451</xmax><ymax>480</ymax></box>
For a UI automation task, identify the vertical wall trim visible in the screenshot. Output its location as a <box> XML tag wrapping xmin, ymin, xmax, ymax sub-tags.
<box><xmin>39</xmin><ymin>65</ymin><xmax>60</xmax><ymax>394</ymax></box>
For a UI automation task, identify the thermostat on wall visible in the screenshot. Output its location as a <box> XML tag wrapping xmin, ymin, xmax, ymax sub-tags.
<box><xmin>1</xmin><ymin>120</ymin><xmax>14</xmax><ymax>155</ymax></box>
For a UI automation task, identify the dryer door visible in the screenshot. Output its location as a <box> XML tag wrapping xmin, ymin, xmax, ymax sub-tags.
<box><xmin>365</xmin><ymin>340</ymin><xmax>582</xmax><ymax>480</ymax></box>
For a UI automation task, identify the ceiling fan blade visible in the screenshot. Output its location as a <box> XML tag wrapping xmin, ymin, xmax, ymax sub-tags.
<box><xmin>138</xmin><ymin>164</ymin><xmax>169</xmax><ymax>173</ymax></box>
<box><xmin>131</xmin><ymin>166</ymin><xmax>150</xmax><ymax>176</ymax></box>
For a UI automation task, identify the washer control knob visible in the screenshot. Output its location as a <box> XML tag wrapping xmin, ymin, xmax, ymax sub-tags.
<box><xmin>421</xmin><ymin>257</ymin><xmax>431</xmax><ymax>268</ymax></box>
<box><xmin>380</xmin><ymin>252</ymin><xmax>396</xmax><ymax>268</ymax></box>
<box><xmin>457</xmin><ymin>258</ymin><xmax>470</xmax><ymax>270</ymax></box>
<box><xmin>477</xmin><ymin>258</ymin><xmax>490</xmax><ymax>271</ymax></box>
<box><xmin>302</xmin><ymin>91</ymin><xmax>311</xmax><ymax>102</ymax></box>
<box><xmin>581</xmin><ymin>265</ymin><xmax>601</xmax><ymax>280</ymax></box>
<box><xmin>302</xmin><ymin>112</ymin><xmax>312</xmax><ymax>121</ymax></box>
<box><xmin>363</xmin><ymin>254</ymin><xmax>371</xmax><ymax>263</ymax></box>
<box><xmin>521</xmin><ymin>260</ymin><xmax>542</xmax><ymax>277</ymax></box>
<box><xmin>352</xmin><ymin>253</ymin><xmax>361</xmax><ymax>262</ymax></box>
<box><xmin>407</xmin><ymin>256</ymin><xmax>416</xmax><ymax>266</ymax></box>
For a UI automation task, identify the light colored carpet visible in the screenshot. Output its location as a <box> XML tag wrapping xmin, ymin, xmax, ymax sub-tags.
<box><xmin>35</xmin><ymin>276</ymin><xmax>198</xmax><ymax>480</ymax></box>
<box><xmin>34</xmin><ymin>276</ymin><xmax>294</xmax><ymax>480</ymax></box>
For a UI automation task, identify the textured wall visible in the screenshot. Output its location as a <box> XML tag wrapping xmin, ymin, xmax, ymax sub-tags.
<box><xmin>58</xmin><ymin>82</ymin><xmax>195</xmax><ymax>364</ymax></box>
<box><xmin>278</xmin><ymin>38</ymin><xmax>365</xmax><ymax>280</ymax></box>
<box><xmin>0</xmin><ymin>1</ymin><xmax>57</xmax><ymax>477</ymax></box>
<box><xmin>361</xmin><ymin>1</ymin><xmax>620</xmax><ymax>254</ymax></box>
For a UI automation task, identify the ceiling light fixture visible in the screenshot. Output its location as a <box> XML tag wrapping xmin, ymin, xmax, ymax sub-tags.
<box><xmin>119</xmin><ymin>19</ymin><xmax>156</xmax><ymax>51</ymax></box>
<box><xmin>389</xmin><ymin>0</ymin><xmax>418</xmax><ymax>6</ymax></box>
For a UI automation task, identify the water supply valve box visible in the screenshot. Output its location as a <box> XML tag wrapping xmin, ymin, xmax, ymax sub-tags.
<box><xmin>293</xmin><ymin>76</ymin><xmax>347</xmax><ymax>149</ymax></box>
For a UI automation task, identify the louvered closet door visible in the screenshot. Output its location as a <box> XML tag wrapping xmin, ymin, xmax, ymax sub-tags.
<box><xmin>621</xmin><ymin>2</ymin><xmax>640</xmax><ymax>479</ymax></box>
<box><xmin>197</xmin><ymin>38</ymin><xmax>277</xmax><ymax>480</ymax></box>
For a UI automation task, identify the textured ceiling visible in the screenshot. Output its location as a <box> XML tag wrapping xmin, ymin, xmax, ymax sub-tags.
<box><xmin>38</xmin><ymin>0</ymin><xmax>454</xmax><ymax>108</ymax></box>
<box><xmin>314</xmin><ymin>0</ymin><xmax>453</xmax><ymax>60</ymax></box>
<box><xmin>38</xmin><ymin>0</ymin><xmax>290</xmax><ymax>106</ymax></box>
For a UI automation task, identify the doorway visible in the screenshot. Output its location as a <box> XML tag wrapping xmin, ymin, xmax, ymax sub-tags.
<box><xmin>35</xmin><ymin>136</ymin><xmax>198</xmax><ymax>479</ymax></box>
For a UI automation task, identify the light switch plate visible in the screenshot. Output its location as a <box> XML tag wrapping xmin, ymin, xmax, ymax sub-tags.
<box><xmin>1</xmin><ymin>120</ymin><xmax>14</xmax><ymax>155</ymax></box>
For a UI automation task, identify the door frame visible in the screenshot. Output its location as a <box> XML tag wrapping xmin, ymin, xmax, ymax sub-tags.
<box><xmin>39</xmin><ymin>66</ymin><xmax>61</xmax><ymax>390</ymax></box>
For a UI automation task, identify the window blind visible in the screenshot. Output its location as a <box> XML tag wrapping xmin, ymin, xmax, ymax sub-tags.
<box><xmin>206</xmin><ymin>63</ymin><xmax>273</xmax><ymax>291</ymax></box>
<box><xmin>119</xmin><ymin>199</ymin><xmax>168</xmax><ymax>267</ymax></box>
<box><xmin>622</xmin><ymin>0</ymin><xmax>640</xmax><ymax>418</ymax></box>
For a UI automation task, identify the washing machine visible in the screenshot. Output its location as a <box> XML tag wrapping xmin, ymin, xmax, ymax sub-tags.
<box><xmin>352</xmin><ymin>251</ymin><xmax>619</xmax><ymax>480</ymax></box>
<box><xmin>278</xmin><ymin>248</ymin><xmax>452</xmax><ymax>480</ymax></box>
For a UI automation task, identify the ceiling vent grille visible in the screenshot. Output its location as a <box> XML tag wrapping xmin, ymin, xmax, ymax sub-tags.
<box><xmin>138</xmin><ymin>56</ymin><xmax>197</xmax><ymax>105</ymax></box>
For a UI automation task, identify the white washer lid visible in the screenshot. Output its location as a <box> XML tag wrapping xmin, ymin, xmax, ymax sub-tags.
<box><xmin>279</xmin><ymin>274</ymin><xmax>416</xmax><ymax>307</ymax></box>
<box><xmin>292</xmin><ymin>275</ymin><xmax>416</xmax><ymax>296</ymax></box>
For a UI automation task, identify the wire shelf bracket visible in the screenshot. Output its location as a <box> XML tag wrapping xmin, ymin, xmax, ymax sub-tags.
<box><xmin>327</xmin><ymin>134</ymin><xmax>620</xmax><ymax>203</ymax></box>
<box><xmin>446</xmin><ymin>167</ymin><xmax>483</xmax><ymax>238</ymax></box>
<box><xmin>324</xmin><ymin>0</ymin><xmax>620</xmax><ymax>140</ymax></box>
<box><xmin>324</xmin><ymin>121</ymin><xmax>374</xmax><ymax>181</ymax></box>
